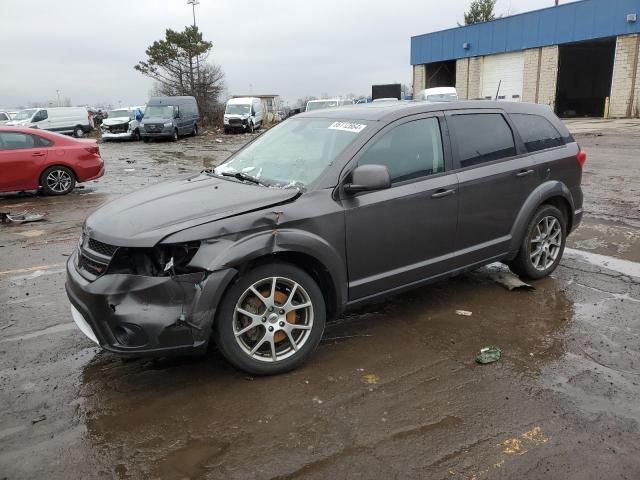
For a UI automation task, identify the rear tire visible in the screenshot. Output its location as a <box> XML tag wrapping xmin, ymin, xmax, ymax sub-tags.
<box><xmin>509</xmin><ymin>205</ymin><xmax>566</xmax><ymax>280</ymax></box>
<box><xmin>214</xmin><ymin>262</ymin><xmax>326</xmax><ymax>375</ymax></box>
<box><xmin>73</xmin><ymin>126</ymin><xmax>84</xmax><ymax>138</ymax></box>
<box><xmin>40</xmin><ymin>166</ymin><xmax>76</xmax><ymax>195</ymax></box>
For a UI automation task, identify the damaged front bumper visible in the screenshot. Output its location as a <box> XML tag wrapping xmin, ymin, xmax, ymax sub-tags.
<box><xmin>65</xmin><ymin>250</ymin><xmax>236</xmax><ymax>355</ymax></box>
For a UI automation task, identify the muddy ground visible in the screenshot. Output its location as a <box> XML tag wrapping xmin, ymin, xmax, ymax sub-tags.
<box><xmin>1</xmin><ymin>121</ymin><xmax>639</xmax><ymax>479</ymax></box>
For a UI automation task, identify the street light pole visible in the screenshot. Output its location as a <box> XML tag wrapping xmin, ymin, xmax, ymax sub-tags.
<box><xmin>187</xmin><ymin>0</ymin><xmax>199</xmax><ymax>27</ymax></box>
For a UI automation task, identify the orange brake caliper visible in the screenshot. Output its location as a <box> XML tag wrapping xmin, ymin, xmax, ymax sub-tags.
<box><xmin>273</xmin><ymin>290</ymin><xmax>297</xmax><ymax>343</ymax></box>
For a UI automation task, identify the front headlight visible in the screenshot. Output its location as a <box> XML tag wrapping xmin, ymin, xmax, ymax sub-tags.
<box><xmin>223</xmin><ymin>118</ymin><xmax>229</xmax><ymax>124</ymax></box>
<box><xmin>163</xmin><ymin>122</ymin><xmax>173</xmax><ymax>127</ymax></box>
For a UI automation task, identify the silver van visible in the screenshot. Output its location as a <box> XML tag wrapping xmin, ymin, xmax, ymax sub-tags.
<box><xmin>140</xmin><ymin>96</ymin><xmax>200</xmax><ymax>142</ymax></box>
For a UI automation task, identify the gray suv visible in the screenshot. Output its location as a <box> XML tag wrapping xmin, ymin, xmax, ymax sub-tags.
<box><xmin>66</xmin><ymin>101</ymin><xmax>584</xmax><ymax>375</ymax></box>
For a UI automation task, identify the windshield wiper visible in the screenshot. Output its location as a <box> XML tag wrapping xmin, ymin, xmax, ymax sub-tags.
<box><xmin>220</xmin><ymin>171</ymin><xmax>267</xmax><ymax>186</ymax></box>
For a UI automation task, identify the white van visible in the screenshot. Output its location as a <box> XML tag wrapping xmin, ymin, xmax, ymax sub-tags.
<box><xmin>223</xmin><ymin>97</ymin><xmax>264</xmax><ymax>134</ymax></box>
<box><xmin>6</xmin><ymin>107</ymin><xmax>92</xmax><ymax>137</ymax></box>
<box><xmin>416</xmin><ymin>87</ymin><xmax>458</xmax><ymax>103</ymax></box>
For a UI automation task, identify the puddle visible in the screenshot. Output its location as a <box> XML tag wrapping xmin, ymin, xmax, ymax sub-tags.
<box><xmin>564</xmin><ymin>248</ymin><xmax>640</xmax><ymax>278</ymax></box>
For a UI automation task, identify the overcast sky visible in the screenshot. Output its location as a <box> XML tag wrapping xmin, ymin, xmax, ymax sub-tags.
<box><xmin>0</xmin><ymin>0</ymin><xmax>574</xmax><ymax>108</ymax></box>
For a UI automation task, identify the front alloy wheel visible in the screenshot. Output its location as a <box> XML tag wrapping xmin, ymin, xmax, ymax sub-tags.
<box><xmin>215</xmin><ymin>263</ymin><xmax>325</xmax><ymax>375</ymax></box>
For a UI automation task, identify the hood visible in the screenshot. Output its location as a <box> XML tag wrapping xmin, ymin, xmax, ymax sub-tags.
<box><xmin>225</xmin><ymin>113</ymin><xmax>249</xmax><ymax>119</ymax></box>
<box><xmin>141</xmin><ymin>116</ymin><xmax>171</xmax><ymax>124</ymax></box>
<box><xmin>85</xmin><ymin>174</ymin><xmax>299</xmax><ymax>247</ymax></box>
<box><xmin>103</xmin><ymin>117</ymin><xmax>131</xmax><ymax>126</ymax></box>
<box><xmin>5</xmin><ymin>120</ymin><xmax>30</xmax><ymax>126</ymax></box>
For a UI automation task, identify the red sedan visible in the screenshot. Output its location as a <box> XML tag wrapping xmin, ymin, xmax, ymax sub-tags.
<box><xmin>0</xmin><ymin>127</ymin><xmax>104</xmax><ymax>196</ymax></box>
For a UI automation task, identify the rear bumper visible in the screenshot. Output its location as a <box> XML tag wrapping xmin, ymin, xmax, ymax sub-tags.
<box><xmin>65</xmin><ymin>250</ymin><xmax>237</xmax><ymax>356</ymax></box>
<box><xmin>76</xmin><ymin>158</ymin><xmax>105</xmax><ymax>183</ymax></box>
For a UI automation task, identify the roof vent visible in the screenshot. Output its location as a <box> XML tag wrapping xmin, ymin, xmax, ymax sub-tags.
<box><xmin>627</xmin><ymin>13</ymin><xmax>637</xmax><ymax>22</ymax></box>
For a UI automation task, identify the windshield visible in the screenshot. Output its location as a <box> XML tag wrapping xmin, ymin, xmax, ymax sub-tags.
<box><xmin>13</xmin><ymin>109</ymin><xmax>37</xmax><ymax>121</ymax></box>
<box><xmin>225</xmin><ymin>104</ymin><xmax>250</xmax><ymax>115</ymax></box>
<box><xmin>215</xmin><ymin>118</ymin><xmax>367</xmax><ymax>187</ymax></box>
<box><xmin>108</xmin><ymin>109</ymin><xmax>131</xmax><ymax>119</ymax></box>
<box><xmin>306</xmin><ymin>101</ymin><xmax>339</xmax><ymax>111</ymax></box>
<box><xmin>144</xmin><ymin>105</ymin><xmax>174</xmax><ymax>118</ymax></box>
<box><xmin>426</xmin><ymin>93</ymin><xmax>458</xmax><ymax>102</ymax></box>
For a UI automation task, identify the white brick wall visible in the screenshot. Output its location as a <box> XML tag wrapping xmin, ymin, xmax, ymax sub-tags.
<box><xmin>456</xmin><ymin>58</ymin><xmax>470</xmax><ymax>99</ymax></box>
<box><xmin>413</xmin><ymin>65</ymin><xmax>426</xmax><ymax>96</ymax></box>
<box><xmin>522</xmin><ymin>48</ymin><xmax>541</xmax><ymax>103</ymax></box>
<box><xmin>610</xmin><ymin>34</ymin><xmax>640</xmax><ymax>118</ymax></box>
<box><xmin>468</xmin><ymin>57</ymin><xmax>482</xmax><ymax>99</ymax></box>
<box><xmin>537</xmin><ymin>46</ymin><xmax>559</xmax><ymax>109</ymax></box>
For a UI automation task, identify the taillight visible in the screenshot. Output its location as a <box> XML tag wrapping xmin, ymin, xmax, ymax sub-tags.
<box><xmin>85</xmin><ymin>146</ymin><xmax>99</xmax><ymax>155</ymax></box>
<box><xmin>576</xmin><ymin>150</ymin><xmax>586</xmax><ymax>169</ymax></box>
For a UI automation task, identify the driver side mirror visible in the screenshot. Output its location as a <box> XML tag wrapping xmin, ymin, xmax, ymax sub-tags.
<box><xmin>343</xmin><ymin>164</ymin><xmax>391</xmax><ymax>194</ymax></box>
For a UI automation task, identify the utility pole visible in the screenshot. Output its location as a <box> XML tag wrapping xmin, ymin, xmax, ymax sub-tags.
<box><xmin>186</xmin><ymin>0</ymin><xmax>201</xmax><ymax>100</ymax></box>
<box><xmin>56</xmin><ymin>90</ymin><xmax>61</xmax><ymax>107</ymax></box>
<box><xmin>555</xmin><ymin>0</ymin><xmax>559</xmax><ymax>5</ymax></box>
<box><xmin>187</xmin><ymin>0</ymin><xmax>199</xmax><ymax>27</ymax></box>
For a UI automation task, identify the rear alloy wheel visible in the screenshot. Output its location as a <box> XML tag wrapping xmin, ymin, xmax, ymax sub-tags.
<box><xmin>214</xmin><ymin>263</ymin><xmax>326</xmax><ymax>375</ymax></box>
<box><xmin>509</xmin><ymin>205</ymin><xmax>566</xmax><ymax>280</ymax></box>
<box><xmin>73</xmin><ymin>126</ymin><xmax>84</xmax><ymax>138</ymax></box>
<box><xmin>41</xmin><ymin>166</ymin><xmax>76</xmax><ymax>195</ymax></box>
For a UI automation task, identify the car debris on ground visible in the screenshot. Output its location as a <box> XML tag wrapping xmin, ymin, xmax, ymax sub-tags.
<box><xmin>0</xmin><ymin>212</ymin><xmax>47</xmax><ymax>224</ymax></box>
<box><xmin>476</xmin><ymin>346</ymin><xmax>502</xmax><ymax>364</ymax></box>
<box><xmin>456</xmin><ymin>309</ymin><xmax>473</xmax><ymax>316</ymax></box>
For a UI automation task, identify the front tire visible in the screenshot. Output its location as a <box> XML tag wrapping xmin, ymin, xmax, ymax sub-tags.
<box><xmin>40</xmin><ymin>166</ymin><xmax>76</xmax><ymax>195</ymax></box>
<box><xmin>509</xmin><ymin>205</ymin><xmax>566</xmax><ymax>280</ymax></box>
<box><xmin>214</xmin><ymin>262</ymin><xmax>326</xmax><ymax>375</ymax></box>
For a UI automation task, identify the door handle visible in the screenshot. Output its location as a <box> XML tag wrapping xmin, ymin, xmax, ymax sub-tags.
<box><xmin>31</xmin><ymin>152</ymin><xmax>46</xmax><ymax>157</ymax></box>
<box><xmin>516</xmin><ymin>169</ymin><xmax>535</xmax><ymax>177</ymax></box>
<box><xmin>431</xmin><ymin>188</ymin><xmax>456</xmax><ymax>199</ymax></box>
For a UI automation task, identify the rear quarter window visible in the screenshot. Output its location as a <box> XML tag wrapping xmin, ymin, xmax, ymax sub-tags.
<box><xmin>510</xmin><ymin>113</ymin><xmax>564</xmax><ymax>152</ymax></box>
<box><xmin>448</xmin><ymin>113</ymin><xmax>516</xmax><ymax>168</ymax></box>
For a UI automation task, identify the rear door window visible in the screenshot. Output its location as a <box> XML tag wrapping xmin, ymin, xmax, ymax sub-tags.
<box><xmin>448</xmin><ymin>113</ymin><xmax>516</xmax><ymax>168</ymax></box>
<box><xmin>358</xmin><ymin>117</ymin><xmax>445</xmax><ymax>183</ymax></box>
<box><xmin>0</xmin><ymin>132</ymin><xmax>37</xmax><ymax>150</ymax></box>
<box><xmin>510</xmin><ymin>113</ymin><xmax>564</xmax><ymax>152</ymax></box>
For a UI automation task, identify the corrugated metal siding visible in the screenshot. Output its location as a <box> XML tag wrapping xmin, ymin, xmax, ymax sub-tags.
<box><xmin>411</xmin><ymin>0</ymin><xmax>640</xmax><ymax>65</ymax></box>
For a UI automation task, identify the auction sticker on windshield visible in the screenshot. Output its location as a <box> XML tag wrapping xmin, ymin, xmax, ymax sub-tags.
<box><xmin>328</xmin><ymin>122</ymin><xmax>366</xmax><ymax>133</ymax></box>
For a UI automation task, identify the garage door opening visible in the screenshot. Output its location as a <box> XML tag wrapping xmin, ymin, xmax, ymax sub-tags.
<box><xmin>556</xmin><ymin>38</ymin><xmax>616</xmax><ymax>118</ymax></box>
<box><xmin>424</xmin><ymin>60</ymin><xmax>456</xmax><ymax>89</ymax></box>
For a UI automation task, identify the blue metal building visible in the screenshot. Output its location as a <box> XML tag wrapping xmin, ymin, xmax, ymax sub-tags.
<box><xmin>411</xmin><ymin>0</ymin><xmax>640</xmax><ymax>118</ymax></box>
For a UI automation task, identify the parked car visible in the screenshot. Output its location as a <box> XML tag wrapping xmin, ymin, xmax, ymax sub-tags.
<box><xmin>102</xmin><ymin>106</ymin><xmax>145</xmax><ymax>141</ymax></box>
<box><xmin>224</xmin><ymin>97</ymin><xmax>264</xmax><ymax>134</ymax></box>
<box><xmin>0</xmin><ymin>111</ymin><xmax>12</xmax><ymax>125</ymax></box>
<box><xmin>66</xmin><ymin>101</ymin><xmax>584</xmax><ymax>375</ymax></box>
<box><xmin>140</xmin><ymin>96</ymin><xmax>199</xmax><ymax>142</ymax></box>
<box><xmin>0</xmin><ymin>127</ymin><xmax>104</xmax><ymax>195</ymax></box>
<box><xmin>305</xmin><ymin>98</ymin><xmax>352</xmax><ymax>112</ymax></box>
<box><xmin>416</xmin><ymin>87</ymin><xmax>459</xmax><ymax>102</ymax></box>
<box><xmin>6</xmin><ymin>107</ymin><xmax>92</xmax><ymax>137</ymax></box>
